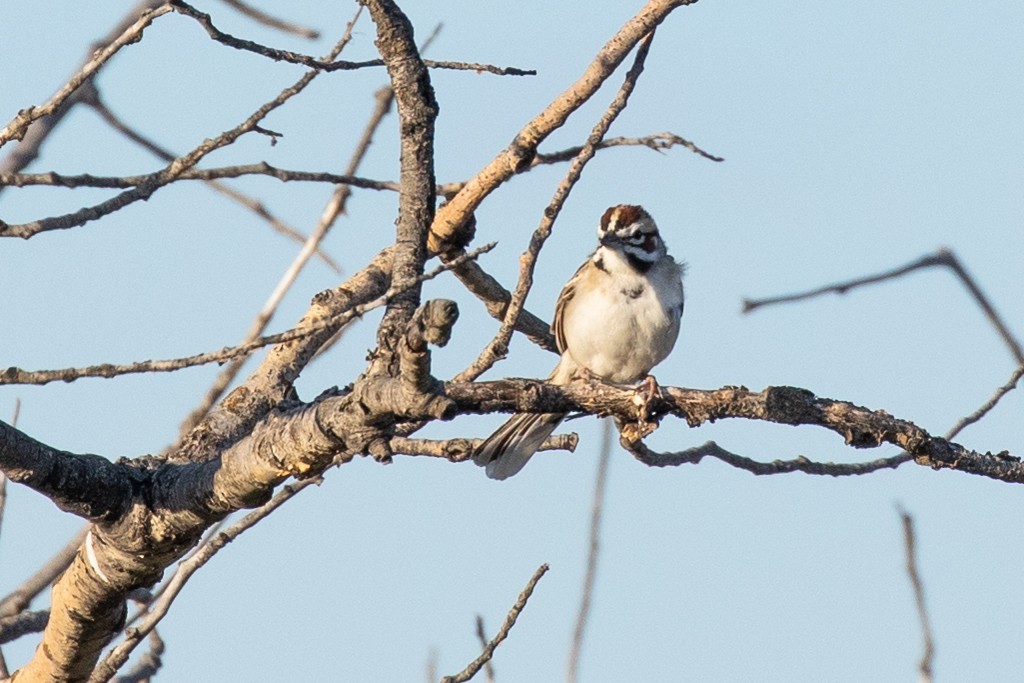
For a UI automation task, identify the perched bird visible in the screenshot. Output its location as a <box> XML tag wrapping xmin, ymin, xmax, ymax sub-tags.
<box><xmin>473</xmin><ymin>204</ymin><xmax>685</xmax><ymax>479</ymax></box>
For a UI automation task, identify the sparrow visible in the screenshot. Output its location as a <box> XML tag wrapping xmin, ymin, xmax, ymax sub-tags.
<box><xmin>473</xmin><ymin>204</ymin><xmax>685</xmax><ymax>479</ymax></box>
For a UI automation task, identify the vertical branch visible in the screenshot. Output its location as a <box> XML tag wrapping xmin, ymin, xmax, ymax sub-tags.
<box><xmin>566</xmin><ymin>419</ymin><xmax>612</xmax><ymax>683</ymax></box>
<box><xmin>363</xmin><ymin>0</ymin><xmax>439</xmax><ymax>374</ymax></box>
<box><xmin>899</xmin><ymin>509</ymin><xmax>935</xmax><ymax>683</ymax></box>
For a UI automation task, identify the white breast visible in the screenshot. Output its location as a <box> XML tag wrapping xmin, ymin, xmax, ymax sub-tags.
<box><xmin>559</xmin><ymin>248</ymin><xmax>683</xmax><ymax>384</ymax></box>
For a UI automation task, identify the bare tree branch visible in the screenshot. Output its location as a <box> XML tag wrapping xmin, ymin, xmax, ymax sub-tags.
<box><xmin>0</xmin><ymin>1</ymin><xmax>169</xmax><ymax>183</ymax></box>
<box><xmin>535</xmin><ymin>131</ymin><xmax>723</xmax><ymax>165</ymax></box>
<box><xmin>899</xmin><ymin>509</ymin><xmax>935</xmax><ymax>683</ymax></box>
<box><xmin>566</xmin><ymin>419</ymin><xmax>612</xmax><ymax>683</ymax></box>
<box><xmin>945</xmin><ymin>363</ymin><xmax>1024</xmax><ymax>440</ymax></box>
<box><xmin>218</xmin><ymin>0</ymin><xmax>320</xmax><ymax>39</ymax></box>
<box><xmin>743</xmin><ymin>248</ymin><xmax>1024</xmax><ymax>365</ymax></box>
<box><xmin>457</xmin><ymin>29</ymin><xmax>658</xmax><ymax>382</ymax></box>
<box><xmin>0</xmin><ymin>4</ymin><xmax>172</xmax><ymax>149</ymax></box>
<box><xmin>0</xmin><ymin>26</ymin><xmax>353</xmax><ymax>239</ymax></box>
<box><xmin>429</xmin><ymin>0</ymin><xmax>700</xmax><ymax>254</ymax></box>
<box><xmin>0</xmin><ymin>244</ymin><xmax>493</xmax><ymax>386</ymax></box>
<box><xmin>443</xmin><ymin>380</ymin><xmax>1022</xmax><ymax>483</ymax></box>
<box><xmin>172</xmin><ymin>6</ymin><xmax>374</xmax><ymax>440</ymax></box>
<box><xmin>88</xmin><ymin>475</ymin><xmax>322</xmax><ymax>683</ymax></box>
<box><xmin>84</xmin><ymin>93</ymin><xmax>340</xmax><ymax>272</ymax></box>
<box><xmin>361</xmin><ymin>0</ymin><xmax>438</xmax><ymax>378</ymax></box>
<box><xmin>440</xmin><ymin>564</ymin><xmax>550</xmax><ymax>683</ymax></box>
<box><xmin>170</xmin><ymin>0</ymin><xmax>533</xmax><ymax>76</ymax></box>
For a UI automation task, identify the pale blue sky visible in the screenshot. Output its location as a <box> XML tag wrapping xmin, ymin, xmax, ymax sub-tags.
<box><xmin>2</xmin><ymin>2</ymin><xmax>1022</xmax><ymax>681</ymax></box>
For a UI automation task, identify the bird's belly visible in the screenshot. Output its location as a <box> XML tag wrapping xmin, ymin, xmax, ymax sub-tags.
<box><xmin>562</xmin><ymin>288</ymin><xmax>679</xmax><ymax>383</ymax></box>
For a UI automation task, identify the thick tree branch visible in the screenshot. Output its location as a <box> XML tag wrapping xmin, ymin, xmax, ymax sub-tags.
<box><xmin>0</xmin><ymin>422</ymin><xmax>132</xmax><ymax>521</ymax></box>
<box><xmin>361</xmin><ymin>0</ymin><xmax>438</xmax><ymax>376</ymax></box>
<box><xmin>442</xmin><ymin>380</ymin><xmax>1022</xmax><ymax>483</ymax></box>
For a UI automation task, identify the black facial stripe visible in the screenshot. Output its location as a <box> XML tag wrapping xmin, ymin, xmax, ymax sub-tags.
<box><xmin>625</xmin><ymin>251</ymin><xmax>654</xmax><ymax>273</ymax></box>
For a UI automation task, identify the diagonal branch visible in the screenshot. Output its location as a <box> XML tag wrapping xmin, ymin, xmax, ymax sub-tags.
<box><xmin>0</xmin><ymin>4</ymin><xmax>173</xmax><ymax>148</ymax></box>
<box><xmin>429</xmin><ymin>0</ymin><xmax>700</xmax><ymax>254</ymax></box>
<box><xmin>0</xmin><ymin>422</ymin><xmax>132</xmax><ymax>521</ymax></box>
<box><xmin>456</xmin><ymin>30</ymin><xmax>658</xmax><ymax>382</ymax></box>
<box><xmin>0</xmin><ymin>27</ymin><xmax>351</xmax><ymax>239</ymax></box>
<box><xmin>440</xmin><ymin>564</ymin><xmax>550</xmax><ymax>683</ymax></box>
<box><xmin>218</xmin><ymin>0</ymin><xmax>320</xmax><ymax>39</ymax></box>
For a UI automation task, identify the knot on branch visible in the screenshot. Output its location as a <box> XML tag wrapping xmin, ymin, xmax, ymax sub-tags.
<box><xmin>428</xmin><ymin>198</ymin><xmax>475</xmax><ymax>256</ymax></box>
<box><xmin>763</xmin><ymin>386</ymin><xmax>820</xmax><ymax>424</ymax></box>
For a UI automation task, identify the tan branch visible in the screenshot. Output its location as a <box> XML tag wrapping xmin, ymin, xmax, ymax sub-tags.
<box><xmin>428</xmin><ymin>0</ymin><xmax>699</xmax><ymax>253</ymax></box>
<box><xmin>457</xmin><ymin>30</ymin><xmax>657</xmax><ymax>382</ymax></box>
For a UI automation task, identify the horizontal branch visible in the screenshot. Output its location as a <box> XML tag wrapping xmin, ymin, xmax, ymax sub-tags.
<box><xmin>0</xmin><ymin>134</ymin><xmax>709</xmax><ymax>194</ymax></box>
<box><xmin>0</xmin><ymin>421</ymin><xmax>132</xmax><ymax>521</ymax></box>
<box><xmin>0</xmin><ymin>244</ymin><xmax>494</xmax><ymax>386</ymax></box>
<box><xmin>441</xmin><ymin>380</ymin><xmax>1023</xmax><ymax>483</ymax></box>
<box><xmin>170</xmin><ymin>0</ymin><xmax>534</xmax><ymax>76</ymax></box>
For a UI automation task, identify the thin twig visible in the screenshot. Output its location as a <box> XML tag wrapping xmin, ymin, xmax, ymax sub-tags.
<box><xmin>1</xmin><ymin>243</ymin><xmax>494</xmax><ymax>386</ymax></box>
<box><xmin>566</xmin><ymin>419</ymin><xmax>612</xmax><ymax>683</ymax></box>
<box><xmin>473</xmin><ymin>616</ymin><xmax>495</xmax><ymax>683</ymax></box>
<box><xmin>171</xmin><ymin>7</ymin><xmax>368</xmax><ymax>441</ymax></box>
<box><xmin>170</xmin><ymin>1</ymin><xmax>533</xmax><ymax>76</ymax></box>
<box><xmin>624</xmin><ymin>438</ymin><xmax>914</xmax><ymax>475</ymax></box>
<box><xmin>743</xmin><ymin>248</ymin><xmax>1023</xmax><ymax>365</ymax></box>
<box><xmin>0</xmin><ymin>26</ymin><xmax>351</xmax><ymax>239</ymax></box>
<box><xmin>0</xmin><ymin>4</ymin><xmax>173</xmax><ymax>148</ymax></box>
<box><xmin>85</xmin><ymin>94</ymin><xmax>340</xmax><ymax>273</ymax></box>
<box><xmin>0</xmin><ymin>165</ymin><xmax>400</xmax><ymax>192</ymax></box>
<box><xmin>899</xmin><ymin>509</ymin><xmax>935</xmax><ymax>683</ymax></box>
<box><xmin>440</xmin><ymin>564</ymin><xmax>550</xmax><ymax>683</ymax></box>
<box><xmin>218</xmin><ymin>0</ymin><xmax>320</xmax><ymax>39</ymax></box>
<box><xmin>0</xmin><ymin>133</ymin><xmax>711</xmax><ymax>194</ymax></box>
<box><xmin>535</xmin><ymin>132</ymin><xmax>722</xmax><ymax>165</ymax></box>
<box><xmin>0</xmin><ymin>1</ymin><xmax>169</xmax><ymax>183</ymax></box>
<box><xmin>111</xmin><ymin>629</ymin><xmax>164</xmax><ymax>683</ymax></box>
<box><xmin>945</xmin><ymin>364</ymin><xmax>1024</xmax><ymax>441</ymax></box>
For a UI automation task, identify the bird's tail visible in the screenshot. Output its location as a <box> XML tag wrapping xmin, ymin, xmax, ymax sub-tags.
<box><xmin>472</xmin><ymin>412</ymin><xmax>566</xmax><ymax>480</ymax></box>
